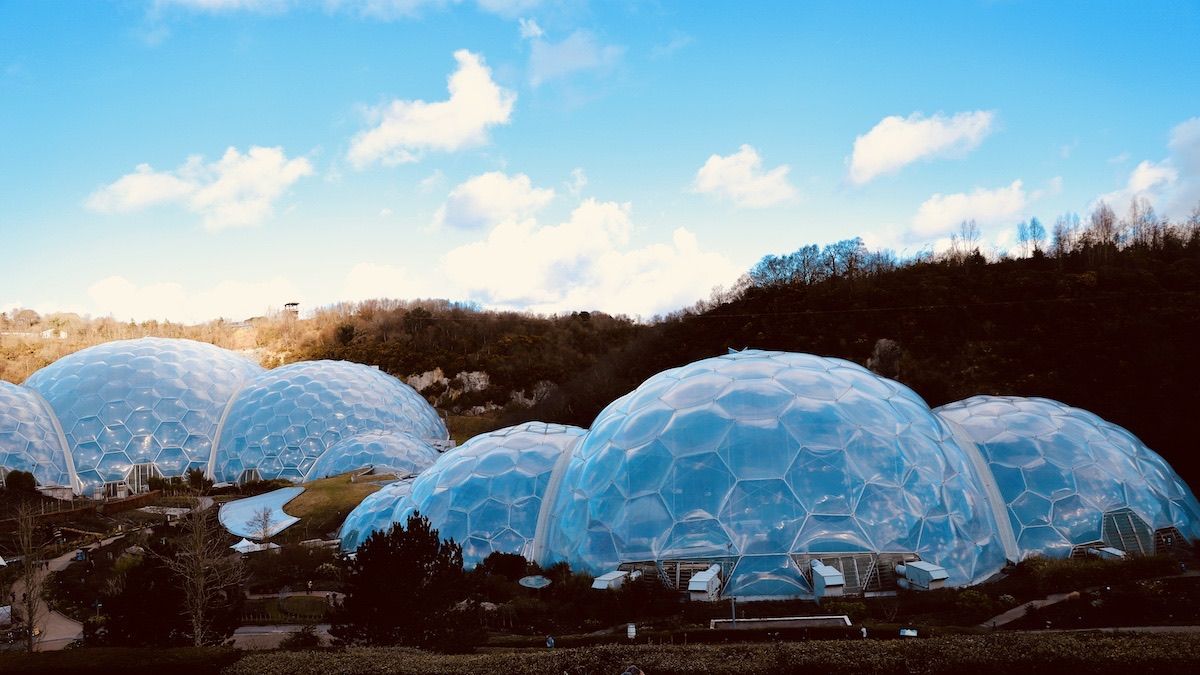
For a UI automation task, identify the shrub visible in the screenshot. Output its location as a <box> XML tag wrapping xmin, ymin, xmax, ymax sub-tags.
<box><xmin>3</xmin><ymin>469</ymin><xmax>37</xmax><ymax>494</ymax></box>
<box><xmin>279</xmin><ymin>625</ymin><xmax>324</xmax><ymax>650</ymax></box>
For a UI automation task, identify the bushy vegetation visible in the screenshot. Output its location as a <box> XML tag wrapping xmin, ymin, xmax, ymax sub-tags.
<box><xmin>6</xmin><ymin>200</ymin><xmax>1200</xmax><ymax>486</ymax></box>
<box><xmin>0</xmin><ymin>647</ymin><xmax>242</xmax><ymax>675</ymax></box>
<box><xmin>243</xmin><ymin>544</ymin><xmax>343</xmax><ymax>594</ymax></box>
<box><xmin>330</xmin><ymin>512</ymin><xmax>482</xmax><ymax>651</ymax></box>
<box><xmin>220</xmin><ymin>633</ymin><xmax>1200</xmax><ymax>675</ymax></box>
<box><xmin>2</xmin><ymin>469</ymin><xmax>38</xmax><ymax>495</ymax></box>
<box><xmin>1009</xmin><ymin>575</ymin><xmax>1200</xmax><ymax>630</ymax></box>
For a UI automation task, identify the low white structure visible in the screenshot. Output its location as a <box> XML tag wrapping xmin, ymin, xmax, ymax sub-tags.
<box><xmin>592</xmin><ymin>569</ymin><xmax>643</xmax><ymax>590</ymax></box>
<box><xmin>687</xmin><ymin>564</ymin><xmax>722</xmax><ymax>601</ymax></box>
<box><xmin>810</xmin><ymin>560</ymin><xmax>845</xmax><ymax>598</ymax></box>
<box><xmin>895</xmin><ymin>560</ymin><xmax>948</xmax><ymax>590</ymax></box>
<box><xmin>231</xmin><ymin>538</ymin><xmax>282</xmax><ymax>554</ymax></box>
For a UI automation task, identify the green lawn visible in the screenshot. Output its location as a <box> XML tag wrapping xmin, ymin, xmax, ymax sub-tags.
<box><xmin>279</xmin><ymin>473</ymin><xmax>382</xmax><ymax>542</ymax></box>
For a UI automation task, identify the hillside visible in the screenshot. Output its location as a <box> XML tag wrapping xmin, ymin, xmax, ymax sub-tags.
<box><xmin>5</xmin><ymin>210</ymin><xmax>1199</xmax><ymax>485</ymax></box>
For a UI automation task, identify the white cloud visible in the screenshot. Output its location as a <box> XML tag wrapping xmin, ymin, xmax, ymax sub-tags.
<box><xmin>528</xmin><ymin>31</ymin><xmax>623</xmax><ymax>87</ymax></box>
<box><xmin>1098</xmin><ymin>117</ymin><xmax>1200</xmax><ymax>216</ymax></box>
<box><xmin>565</xmin><ymin>167</ymin><xmax>587</xmax><ymax>197</ymax></box>
<box><xmin>518</xmin><ymin>17</ymin><xmax>543</xmax><ymax>39</ymax></box>
<box><xmin>651</xmin><ymin>33</ymin><xmax>694</xmax><ymax>59</ymax></box>
<box><xmin>86</xmin><ymin>275</ymin><xmax>301</xmax><ymax>323</ymax></box>
<box><xmin>848</xmin><ymin>110</ymin><xmax>996</xmax><ymax>185</ymax></box>
<box><xmin>692</xmin><ymin>144</ymin><xmax>797</xmax><ymax>208</ymax></box>
<box><xmin>418</xmin><ymin>169</ymin><xmax>446</xmax><ymax>193</ymax></box>
<box><xmin>433</xmin><ymin>171</ymin><xmax>554</xmax><ymax>230</ymax></box>
<box><xmin>155</xmin><ymin>0</ymin><xmax>290</xmax><ymax>11</ymax></box>
<box><xmin>347</xmin><ymin>50</ymin><xmax>515</xmax><ymax>168</ymax></box>
<box><xmin>156</xmin><ymin>0</ymin><xmax>541</xmax><ymax>19</ymax></box>
<box><xmin>912</xmin><ymin>180</ymin><xmax>1027</xmax><ymax>238</ymax></box>
<box><xmin>335</xmin><ymin>0</ymin><xmax>453</xmax><ymax>20</ymax></box>
<box><xmin>86</xmin><ymin>146</ymin><xmax>313</xmax><ymax>231</ymax></box>
<box><xmin>476</xmin><ymin>0</ymin><xmax>542</xmax><ymax>18</ymax></box>
<box><xmin>442</xmin><ymin>198</ymin><xmax>739</xmax><ymax>316</ymax></box>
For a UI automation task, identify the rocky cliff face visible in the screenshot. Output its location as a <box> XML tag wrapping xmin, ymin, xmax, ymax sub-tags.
<box><xmin>406</xmin><ymin>368</ymin><xmax>557</xmax><ymax>415</ymax></box>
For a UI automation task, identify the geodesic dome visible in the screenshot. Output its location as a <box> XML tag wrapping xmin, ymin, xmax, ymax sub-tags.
<box><xmin>339</xmin><ymin>422</ymin><xmax>586</xmax><ymax>565</ymax></box>
<box><xmin>936</xmin><ymin>396</ymin><xmax>1200</xmax><ymax>559</ymax></box>
<box><xmin>22</xmin><ymin>338</ymin><xmax>264</xmax><ymax>492</ymax></box>
<box><xmin>541</xmin><ymin>350</ymin><xmax>1007</xmax><ymax>598</ymax></box>
<box><xmin>213</xmin><ymin>360</ymin><xmax>448</xmax><ymax>483</ymax></box>
<box><xmin>304</xmin><ymin>431</ymin><xmax>440</xmax><ymax>482</ymax></box>
<box><xmin>0</xmin><ymin>380</ymin><xmax>72</xmax><ymax>489</ymax></box>
<box><xmin>338</xmin><ymin>477</ymin><xmax>417</xmax><ymax>552</ymax></box>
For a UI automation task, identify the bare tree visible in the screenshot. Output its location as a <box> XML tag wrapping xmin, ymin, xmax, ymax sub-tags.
<box><xmin>1028</xmin><ymin>216</ymin><xmax>1047</xmax><ymax>254</ymax></box>
<box><xmin>151</xmin><ymin>504</ymin><xmax>245</xmax><ymax>647</ymax></box>
<box><xmin>250</xmin><ymin>506</ymin><xmax>275</xmax><ymax>544</ymax></box>
<box><xmin>14</xmin><ymin>502</ymin><xmax>45</xmax><ymax>652</ymax></box>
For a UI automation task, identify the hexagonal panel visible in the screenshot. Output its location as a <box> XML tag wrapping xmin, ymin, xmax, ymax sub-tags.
<box><xmin>0</xmin><ymin>381</ymin><xmax>71</xmax><ymax>488</ymax></box>
<box><xmin>937</xmin><ymin>395</ymin><xmax>1200</xmax><ymax>560</ymax></box>
<box><xmin>213</xmin><ymin>359</ymin><xmax>447</xmax><ymax>482</ymax></box>
<box><xmin>339</xmin><ymin>422</ymin><xmax>584</xmax><ymax>566</ymax></box>
<box><xmin>23</xmin><ymin>338</ymin><xmax>263</xmax><ymax>492</ymax></box>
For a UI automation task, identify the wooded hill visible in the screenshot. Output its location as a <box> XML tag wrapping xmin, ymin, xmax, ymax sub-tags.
<box><xmin>5</xmin><ymin>202</ymin><xmax>1199</xmax><ymax>484</ymax></box>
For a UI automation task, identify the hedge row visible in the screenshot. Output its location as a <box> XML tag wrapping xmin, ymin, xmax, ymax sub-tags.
<box><xmin>221</xmin><ymin>633</ymin><xmax>1200</xmax><ymax>675</ymax></box>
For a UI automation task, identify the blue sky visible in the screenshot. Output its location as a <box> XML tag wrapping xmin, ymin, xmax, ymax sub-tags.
<box><xmin>2</xmin><ymin>0</ymin><xmax>1198</xmax><ymax>323</ymax></box>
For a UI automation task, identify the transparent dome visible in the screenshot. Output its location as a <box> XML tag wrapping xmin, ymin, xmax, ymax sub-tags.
<box><xmin>23</xmin><ymin>338</ymin><xmax>263</xmax><ymax>492</ymax></box>
<box><xmin>340</xmin><ymin>421</ymin><xmax>586</xmax><ymax>564</ymax></box>
<box><xmin>304</xmin><ymin>431</ymin><xmax>440</xmax><ymax>482</ymax></box>
<box><xmin>338</xmin><ymin>477</ymin><xmax>417</xmax><ymax>553</ymax></box>
<box><xmin>213</xmin><ymin>360</ymin><xmax>448</xmax><ymax>483</ymax></box>
<box><xmin>936</xmin><ymin>396</ymin><xmax>1200</xmax><ymax>559</ymax></box>
<box><xmin>0</xmin><ymin>381</ymin><xmax>72</xmax><ymax>489</ymax></box>
<box><xmin>542</xmin><ymin>350</ymin><xmax>1006</xmax><ymax>598</ymax></box>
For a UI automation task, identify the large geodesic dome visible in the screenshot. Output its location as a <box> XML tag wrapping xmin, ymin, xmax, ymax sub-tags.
<box><xmin>22</xmin><ymin>338</ymin><xmax>264</xmax><ymax>493</ymax></box>
<box><xmin>541</xmin><ymin>350</ymin><xmax>1007</xmax><ymax>598</ymax></box>
<box><xmin>304</xmin><ymin>431</ymin><xmax>440</xmax><ymax>482</ymax></box>
<box><xmin>213</xmin><ymin>360</ymin><xmax>448</xmax><ymax>483</ymax></box>
<box><xmin>0</xmin><ymin>380</ymin><xmax>72</xmax><ymax>490</ymax></box>
<box><xmin>340</xmin><ymin>422</ymin><xmax>586</xmax><ymax>565</ymax></box>
<box><xmin>936</xmin><ymin>396</ymin><xmax>1200</xmax><ymax>560</ymax></box>
<box><xmin>339</xmin><ymin>477</ymin><xmax>418</xmax><ymax>553</ymax></box>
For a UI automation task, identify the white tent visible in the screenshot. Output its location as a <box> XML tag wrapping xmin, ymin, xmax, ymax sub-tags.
<box><xmin>231</xmin><ymin>538</ymin><xmax>281</xmax><ymax>554</ymax></box>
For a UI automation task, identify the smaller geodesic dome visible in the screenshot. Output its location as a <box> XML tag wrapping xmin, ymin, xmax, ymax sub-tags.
<box><xmin>304</xmin><ymin>431</ymin><xmax>440</xmax><ymax>482</ymax></box>
<box><xmin>541</xmin><ymin>350</ymin><xmax>1007</xmax><ymax>598</ymax></box>
<box><xmin>0</xmin><ymin>381</ymin><xmax>72</xmax><ymax>490</ymax></box>
<box><xmin>935</xmin><ymin>396</ymin><xmax>1200</xmax><ymax>559</ymax></box>
<box><xmin>339</xmin><ymin>422</ymin><xmax>586</xmax><ymax>564</ymax></box>
<box><xmin>213</xmin><ymin>360</ymin><xmax>448</xmax><ymax>483</ymax></box>
<box><xmin>338</xmin><ymin>477</ymin><xmax>417</xmax><ymax>552</ymax></box>
<box><xmin>22</xmin><ymin>338</ymin><xmax>264</xmax><ymax>493</ymax></box>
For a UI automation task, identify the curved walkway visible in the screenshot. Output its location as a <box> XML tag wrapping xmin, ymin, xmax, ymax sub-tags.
<box><xmin>979</xmin><ymin>592</ymin><xmax>1073</xmax><ymax>629</ymax></box>
<box><xmin>13</xmin><ymin>526</ymin><xmax>157</xmax><ymax>651</ymax></box>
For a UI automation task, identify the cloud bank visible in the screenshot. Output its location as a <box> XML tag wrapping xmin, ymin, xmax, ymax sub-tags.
<box><xmin>849</xmin><ymin>110</ymin><xmax>995</xmax><ymax>185</ymax></box>
<box><xmin>347</xmin><ymin>50</ymin><xmax>515</xmax><ymax>167</ymax></box>
<box><xmin>692</xmin><ymin>144</ymin><xmax>797</xmax><ymax>208</ymax></box>
<box><xmin>86</xmin><ymin>146</ymin><xmax>313</xmax><ymax>231</ymax></box>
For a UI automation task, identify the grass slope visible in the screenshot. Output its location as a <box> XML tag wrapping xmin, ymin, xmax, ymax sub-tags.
<box><xmin>280</xmin><ymin>473</ymin><xmax>382</xmax><ymax>542</ymax></box>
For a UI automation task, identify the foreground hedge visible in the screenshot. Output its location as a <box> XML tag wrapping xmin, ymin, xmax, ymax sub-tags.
<box><xmin>0</xmin><ymin>647</ymin><xmax>241</xmax><ymax>675</ymax></box>
<box><xmin>223</xmin><ymin>633</ymin><xmax>1200</xmax><ymax>675</ymax></box>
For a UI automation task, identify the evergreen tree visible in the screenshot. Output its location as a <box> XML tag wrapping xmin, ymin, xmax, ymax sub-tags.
<box><xmin>331</xmin><ymin>512</ymin><xmax>480</xmax><ymax>650</ymax></box>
